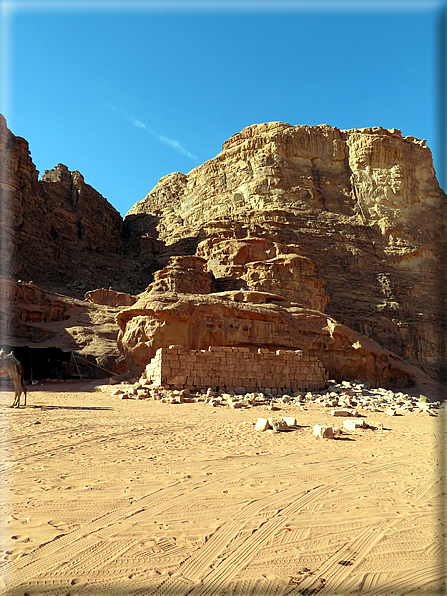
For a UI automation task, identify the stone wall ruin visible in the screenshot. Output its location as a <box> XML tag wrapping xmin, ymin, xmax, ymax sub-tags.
<box><xmin>145</xmin><ymin>345</ymin><xmax>328</xmax><ymax>393</ymax></box>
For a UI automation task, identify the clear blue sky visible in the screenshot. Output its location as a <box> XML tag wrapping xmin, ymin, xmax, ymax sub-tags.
<box><xmin>1</xmin><ymin>1</ymin><xmax>445</xmax><ymax>217</ymax></box>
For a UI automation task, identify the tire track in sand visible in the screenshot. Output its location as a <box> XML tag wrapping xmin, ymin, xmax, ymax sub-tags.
<box><xmin>1</xmin><ymin>479</ymin><xmax>199</xmax><ymax>587</ymax></box>
<box><xmin>287</xmin><ymin>520</ymin><xmax>395</xmax><ymax>595</ymax></box>
<box><xmin>4</xmin><ymin>456</ymin><xmax>320</xmax><ymax>590</ymax></box>
<box><xmin>0</xmin><ymin>427</ymin><xmax>156</xmax><ymax>474</ymax></box>
<box><xmin>359</xmin><ymin>562</ymin><xmax>447</xmax><ymax>595</ymax></box>
<box><xmin>150</xmin><ymin>466</ymin><xmax>400</xmax><ymax>596</ymax></box>
<box><xmin>5</xmin><ymin>458</ymin><xmax>401</xmax><ymax>594</ymax></box>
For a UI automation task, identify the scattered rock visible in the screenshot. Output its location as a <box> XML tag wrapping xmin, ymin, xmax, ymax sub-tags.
<box><xmin>281</xmin><ymin>416</ymin><xmax>297</xmax><ymax>426</ymax></box>
<box><xmin>343</xmin><ymin>419</ymin><xmax>365</xmax><ymax>431</ymax></box>
<box><xmin>268</xmin><ymin>418</ymin><xmax>289</xmax><ymax>432</ymax></box>
<box><xmin>313</xmin><ymin>425</ymin><xmax>334</xmax><ymax>439</ymax></box>
<box><xmin>331</xmin><ymin>409</ymin><xmax>357</xmax><ymax>417</ymax></box>
<box><xmin>230</xmin><ymin>401</ymin><xmax>244</xmax><ymax>409</ymax></box>
<box><xmin>255</xmin><ymin>418</ymin><xmax>271</xmax><ymax>432</ymax></box>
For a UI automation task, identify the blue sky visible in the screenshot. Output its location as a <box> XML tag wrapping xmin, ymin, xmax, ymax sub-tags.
<box><xmin>1</xmin><ymin>1</ymin><xmax>445</xmax><ymax>217</ymax></box>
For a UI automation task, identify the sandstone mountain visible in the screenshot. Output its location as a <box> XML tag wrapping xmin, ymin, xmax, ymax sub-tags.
<box><xmin>0</xmin><ymin>115</ymin><xmax>145</xmax><ymax>298</ymax></box>
<box><xmin>125</xmin><ymin>122</ymin><xmax>445</xmax><ymax>380</ymax></box>
<box><xmin>1</xmin><ymin>116</ymin><xmax>445</xmax><ymax>387</ymax></box>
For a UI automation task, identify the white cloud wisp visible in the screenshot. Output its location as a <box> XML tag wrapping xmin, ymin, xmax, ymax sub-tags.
<box><xmin>106</xmin><ymin>103</ymin><xmax>197</xmax><ymax>160</ymax></box>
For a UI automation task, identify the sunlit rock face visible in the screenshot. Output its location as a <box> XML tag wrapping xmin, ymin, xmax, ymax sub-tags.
<box><xmin>125</xmin><ymin>122</ymin><xmax>445</xmax><ymax>378</ymax></box>
<box><xmin>195</xmin><ymin>238</ymin><xmax>329</xmax><ymax>311</ymax></box>
<box><xmin>116</xmin><ymin>287</ymin><xmax>439</xmax><ymax>391</ymax></box>
<box><xmin>2</xmin><ymin>114</ymin><xmax>444</xmax><ymax>384</ymax></box>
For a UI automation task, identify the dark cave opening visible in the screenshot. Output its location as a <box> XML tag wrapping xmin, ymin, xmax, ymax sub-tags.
<box><xmin>0</xmin><ymin>346</ymin><xmax>74</xmax><ymax>381</ymax></box>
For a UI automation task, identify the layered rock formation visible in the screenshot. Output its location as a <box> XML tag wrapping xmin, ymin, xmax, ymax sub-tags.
<box><xmin>116</xmin><ymin>287</ymin><xmax>434</xmax><ymax>390</ymax></box>
<box><xmin>147</xmin><ymin>255</ymin><xmax>214</xmax><ymax>295</ymax></box>
<box><xmin>1</xmin><ymin>116</ymin><xmax>445</xmax><ymax>385</ymax></box>
<box><xmin>125</xmin><ymin>122</ymin><xmax>445</xmax><ymax>378</ymax></box>
<box><xmin>84</xmin><ymin>288</ymin><xmax>137</xmax><ymax>307</ymax></box>
<box><xmin>0</xmin><ymin>277</ymin><xmax>127</xmax><ymax>377</ymax></box>
<box><xmin>0</xmin><ymin>115</ymin><xmax>146</xmax><ymax>298</ymax></box>
<box><xmin>196</xmin><ymin>237</ymin><xmax>329</xmax><ymax>309</ymax></box>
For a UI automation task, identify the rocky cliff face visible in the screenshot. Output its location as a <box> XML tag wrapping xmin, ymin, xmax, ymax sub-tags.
<box><xmin>0</xmin><ymin>115</ymin><xmax>145</xmax><ymax>298</ymax></box>
<box><xmin>1</xmin><ymin>116</ymin><xmax>444</xmax><ymax>383</ymax></box>
<box><xmin>116</xmin><ymin>287</ymin><xmax>441</xmax><ymax>392</ymax></box>
<box><xmin>125</xmin><ymin>122</ymin><xmax>445</xmax><ymax>378</ymax></box>
<box><xmin>0</xmin><ymin>277</ymin><xmax>127</xmax><ymax>376</ymax></box>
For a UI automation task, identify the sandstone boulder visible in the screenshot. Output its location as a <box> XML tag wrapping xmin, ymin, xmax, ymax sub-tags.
<box><xmin>313</xmin><ymin>425</ymin><xmax>334</xmax><ymax>439</ymax></box>
<box><xmin>84</xmin><ymin>288</ymin><xmax>137</xmax><ymax>307</ymax></box>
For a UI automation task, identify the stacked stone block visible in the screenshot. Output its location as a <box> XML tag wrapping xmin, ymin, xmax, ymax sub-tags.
<box><xmin>145</xmin><ymin>345</ymin><xmax>328</xmax><ymax>393</ymax></box>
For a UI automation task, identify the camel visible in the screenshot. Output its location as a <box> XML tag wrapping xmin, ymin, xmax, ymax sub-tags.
<box><xmin>1</xmin><ymin>353</ymin><xmax>27</xmax><ymax>408</ymax></box>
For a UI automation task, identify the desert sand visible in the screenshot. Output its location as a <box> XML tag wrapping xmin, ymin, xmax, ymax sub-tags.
<box><xmin>0</xmin><ymin>382</ymin><xmax>445</xmax><ymax>596</ymax></box>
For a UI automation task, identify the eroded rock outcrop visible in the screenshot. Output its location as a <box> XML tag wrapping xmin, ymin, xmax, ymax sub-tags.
<box><xmin>125</xmin><ymin>122</ymin><xmax>445</xmax><ymax>377</ymax></box>
<box><xmin>1</xmin><ymin>277</ymin><xmax>127</xmax><ymax>376</ymax></box>
<box><xmin>0</xmin><ymin>116</ymin><xmax>146</xmax><ymax>298</ymax></box>
<box><xmin>147</xmin><ymin>256</ymin><xmax>214</xmax><ymax>294</ymax></box>
<box><xmin>196</xmin><ymin>237</ymin><xmax>329</xmax><ymax>309</ymax></box>
<box><xmin>116</xmin><ymin>288</ymin><xmax>434</xmax><ymax>390</ymax></box>
<box><xmin>84</xmin><ymin>288</ymin><xmax>137</xmax><ymax>307</ymax></box>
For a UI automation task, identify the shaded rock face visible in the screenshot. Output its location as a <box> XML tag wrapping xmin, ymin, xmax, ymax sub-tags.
<box><xmin>126</xmin><ymin>122</ymin><xmax>445</xmax><ymax>377</ymax></box>
<box><xmin>0</xmin><ymin>277</ymin><xmax>127</xmax><ymax>377</ymax></box>
<box><xmin>0</xmin><ymin>115</ymin><xmax>146</xmax><ymax>298</ymax></box>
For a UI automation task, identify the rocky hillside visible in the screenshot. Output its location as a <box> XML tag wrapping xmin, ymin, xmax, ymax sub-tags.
<box><xmin>0</xmin><ymin>115</ymin><xmax>145</xmax><ymax>297</ymax></box>
<box><xmin>125</xmin><ymin>122</ymin><xmax>445</xmax><ymax>378</ymax></box>
<box><xmin>1</xmin><ymin>116</ymin><xmax>445</xmax><ymax>382</ymax></box>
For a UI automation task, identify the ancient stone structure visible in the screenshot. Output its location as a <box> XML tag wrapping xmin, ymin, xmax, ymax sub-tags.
<box><xmin>145</xmin><ymin>345</ymin><xmax>328</xmax><ymax>393</ymax></box>
<box><xmin>116</xmin><ymin>287</ymin><xmax>439</xmax><ymax>390</ymax></box>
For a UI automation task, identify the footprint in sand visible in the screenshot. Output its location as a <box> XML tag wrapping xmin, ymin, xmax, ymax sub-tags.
<box><xmin>3</xmin><ymin>550</ymin><xmax>21</xmax><ymax>561</ymax></box>
<box><xmin>48</xmin><ymin>520</ymin><xmax>80</xmax><ymax>532</ymax></box>
<box><xmin>10</xmin><ymin>535</ymin><xmax>31</xmax><ymax>543</ymax></box>
<box><xmin>70</xmin><ymin>578</ymin><xmax>88</xmax><ymax>587</ymax></box>
<box><xmin>3</xmin><ymin>544</ymin><xmax>30</xmax><ymax>561</ymax></box>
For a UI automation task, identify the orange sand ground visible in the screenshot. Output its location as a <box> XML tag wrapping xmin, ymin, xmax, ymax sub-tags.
<box><xmin>0</xmin><ymin>382</ymin><xmax>446</xmax><ymax>596</ymax></box>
